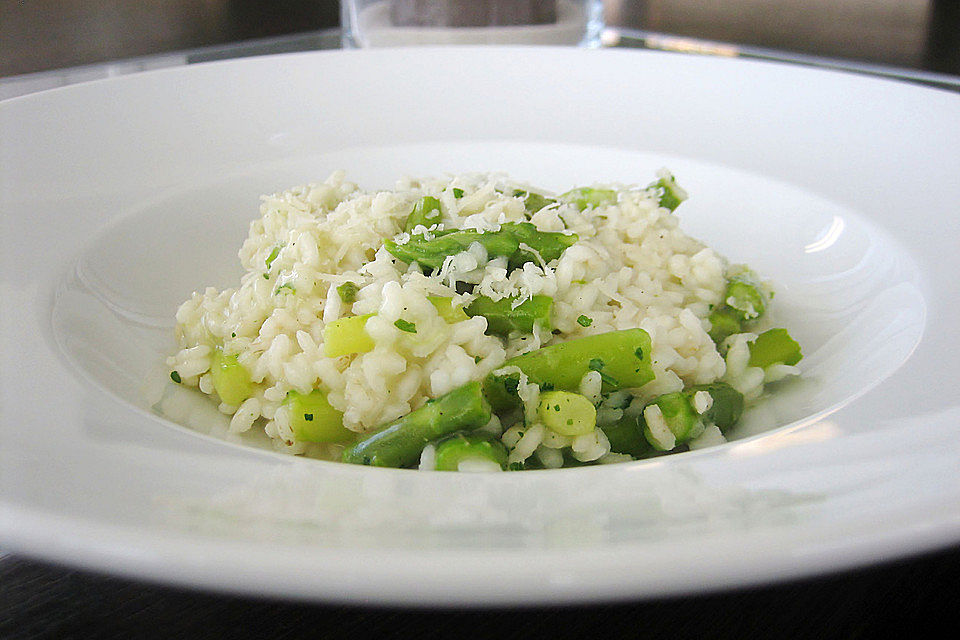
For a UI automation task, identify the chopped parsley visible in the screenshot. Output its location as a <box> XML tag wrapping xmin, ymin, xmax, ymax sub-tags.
<box><xmin>264</xmin><ymin>245</ymin><xmax>282</xmax><ymax>270</ymax></box>
<box><xmin>170</xmin><ymin>371</ymin><xmax>182</xmax><ymax>384</ymax></box>
<box><xmin>337</xmin><ymin>281</ymin><xmax>359</xmax><ymax>303</ymax></box>
<box><xmin>303</xmin><ymin>413</ymin><xmax>314</xmax><ymax>422</ymax></box>
<box><xmin>588</xmin><ymin>358</ymin><xmax>618</xmax><ymax>386</ymax></box>
<box><xmin>635</xmin><ymin>346</ymin><xmax>644</xmax><ymax>359</ymax></box>
<box><xmin>394</xmin><ymin>319</ymin><xmax>417</xmax><ymax>333</ymax></box>
<box><xmin>577</xmin><ymin>314</ymin><xmax>593</xmax><ymax>327</ymax></box>
<box><xmin>275</xmin><ymin>282</ymin><xmax>295</xmax><ymax>294</ymax></box>
<box><xmin>452</xmin><ymin>188</ymin><xmax>465</xmax><ymax>198</ymax></box>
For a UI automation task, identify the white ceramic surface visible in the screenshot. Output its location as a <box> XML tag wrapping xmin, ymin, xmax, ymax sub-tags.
<box><xmin>1</xmin><ymin>47</ymin><xmax>958</xmax><ymax>606</ymax></box>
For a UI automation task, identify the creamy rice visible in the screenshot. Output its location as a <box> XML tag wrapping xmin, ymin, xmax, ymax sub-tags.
<box><xmin>167</xmin><ymin>171</ymin><xmax>797</xmax><ymax>468</ymax></box>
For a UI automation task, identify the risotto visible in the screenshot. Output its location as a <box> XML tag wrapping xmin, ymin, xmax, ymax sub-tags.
<box><xmin>167</xmin><ymin>170</ymin><xmax>801</xmax><ymax>470</ymax></box>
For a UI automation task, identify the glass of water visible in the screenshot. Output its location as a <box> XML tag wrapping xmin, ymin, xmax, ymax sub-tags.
<box><xmin>341</xmin><ymin>0</ymin><xmax>604</xmax><ymax>48</ymax></box>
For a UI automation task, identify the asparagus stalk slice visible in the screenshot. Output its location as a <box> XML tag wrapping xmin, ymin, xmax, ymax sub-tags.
<box><xmin>512</xmin><ymin>189</ymin><xmax>557</xmax><ymax>213</ymax></box>
<box><xmin>403</xmin><ymin>196</ymin><xmax>442</xmax><ymax>232</ymax></box>
<box><xmin>648</xmin><ymin>172</ymin><xmax>688</xmax><ymax>211</ymax></box>
<box><xmin>342</xmin><ymin>381</ymin><xmax>492</xmax><ymax>468</ymax></box>
<box><xmin>384</xmin><ymin>222</ymin><xmax>577</xmax><ymax>272</ymax></box>
<box><xmin>685</xmin><ymin>382</ymin><xmax>744</xmax><ymax>432</ymax></box>
<box><xmin>285</xmin><ymin>389</ymin><xmax>352</xmax><ymax>443</ymax></box>
<box><xmin>428</xmin><ymin>296</ymin><xmax>470</xmax><ymax>323</ymax></box>
<box><xmin>210</xmin><ymin>348</ymin><xmax>253</xmax><ymax>406</ymax></box>
<box><xmin>323</xmin><ymin>314</ymin><xmax>376</xmax><ymax>357</ymax></box>
<box><xmin>747</xmin><ymin>328</ymin><xmax>803</xmax><ymax>368</ymax></box>
<box><xmin>433</xmin><ymin>432</ymin><xmax>508</xmax><ymax>471</ymax></box>
<box><xmin>484</xmin><ymin>329</ymin><xmax>654</xmax><ymax>410</ymax></box>
<box><xmin>464</xmin><ymin>294</ymin><xmax>553</xmax><ymax>336</ymax></box>
<box><xmin>537</xmin><ymin>390</ymin><xmax>596</xmax><ymax>436</ymax></box>
<box><xmin>559</xmin><ymin>187</ymin><xmax>617</xmax><ymax>211</ymax></box>
<box><xmin>601</xmin><ymin>414</ymin><xmax>653</xmax><ymax>458</ymax></box>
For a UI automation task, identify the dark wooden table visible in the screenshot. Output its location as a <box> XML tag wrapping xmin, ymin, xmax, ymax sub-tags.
<box><xmin>3</xmin><ymin>543</ymin><xmax>957</xmax><ymax>638</ymax></box>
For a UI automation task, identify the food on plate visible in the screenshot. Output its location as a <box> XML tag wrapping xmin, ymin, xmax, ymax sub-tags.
<box><xmin>167</xmin><ymin>170</ymin><xmax>801</xmax><ymax>470</ymax></box>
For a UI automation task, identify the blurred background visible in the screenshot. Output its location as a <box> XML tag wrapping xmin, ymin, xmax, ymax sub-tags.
<box><xmin>2</xmin><ymin>0</ymin><xmax>958</xmax><ymax>78</ymax></box>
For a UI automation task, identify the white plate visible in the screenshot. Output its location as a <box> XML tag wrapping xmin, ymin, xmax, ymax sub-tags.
<box><xmin>2</xmin><ymin>47</ymin><xmax>959</xmax><ymax>606</ymax></box>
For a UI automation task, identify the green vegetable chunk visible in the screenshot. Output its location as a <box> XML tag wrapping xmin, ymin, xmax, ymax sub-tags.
<box><xmin>500</xmin><ymin>222</ymin><xmax>578</xmax><ymax>269</ymax></box>
<box><xmin>686</xmin><ymin>382</ymin><xmax>744</xmax><ymax>431</ymax></box>
<box><xmin>602</xmin><ymin>414</ymin><xmax>653</xmax><ymax>458</ymax></box>
<box><xmin>484</xmin><ymin>329</ymin><xmax>654</xmax><ymax>410</ymax></box>
<box><xmin>464</xmin><ymin>295</ymin><xmax>553</xmax><ymax>336</ymax></box>
<box><xmin>384</xmin><ymin>228</ymin><xmax>519</xmax><ymax>271</ymax></box>
<box><xmin>428</xmin><ymin>296</ymin><xmax>470</xmax><ymax>323</ymax></box>
<box><xmin>342</xmin><ymin>381</ymin><xmax>492</xmax><ymax>468</ymax></box>
<box><xmin>434</xmin><ymin>432</ymin><xmax>508</xmax><ymax>471</ymax></box>
<box><xmin>384</xmin><ymin>223</ymin><xmax>577</xmax><ymax>273</ymax></box>
<box><xmin>513</xmin><ymin>189</ymin><xmax>557</xmax><ymax>213</ymax></box>
<box><xmin>404</xmin><ymin>196</ymin><xmax>442</xmax><ymax>232</ymax></box>
<box><xmin>537</xmin><ymin>390</ymin><xmax>596</xmax><ymax>436</ymax></box>
<box><xmin>336</xmin><ymin>281</ymin><xmax>360</xmax><ymax>303</ymax></box>
<box><xmin>648</xmin><ymin>173</ymin><xmax>688</xmax><ymax>211</ymax></box>
<box><xmin>725</xmin><ymin>276</ymin><xmax>767</xmax><ymax>321</ymax></box>
<box><xmin>324</xmin><ymin>314</ymin><xmax>375</xmax><ymax>357</ymax></box>
<box><xmin>210</xmin><ymin>348</ymin><xmax>253</xmax><ymax>406</ymax></box>
<box><xmin>645</xmin><ymin>392</ymin><xmax>700</xmax><ymax>445</ymax></box>
<box><xmin>560</xmin><ymin>187</ymin><xmax>617</xmax><ymax>211</ymax></box>
<box><xmin>707</xmin><ymin>306</ymin><xmax>743</xmax><ymax>344</ymax></box>
<box><xmin>285</xmin><ymin>389</ymin><xmax>352</xmax><ymax>443</ymax></box>
<box><xmin>747</xmin><ymin>328</ymin><xmax>803</xmax><ymax>368</ymax></box>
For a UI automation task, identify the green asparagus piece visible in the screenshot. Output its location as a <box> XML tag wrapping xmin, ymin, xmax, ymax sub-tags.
<box><xmin>512</xmin><ymin>189</ymin><xmax>557</xmax><ymax>213</ymax></box>
<box><xmin>642</xmin><ymin>391</ymin><xmax>700</xmax><ymax>448</ymax></box>
<box><xmin>500</xmin><ymin>222</ymin><xmax>578</xmax><ymax>269</ymax></box>
<box><xmin>725</xmin><ymin>275</ymin><xmax>767</xmax><ymax>321</ymax></box>
<box><xmin>384</xmin><ymin>228</ymin><xmax>519</xmax><ymax>271</ymax></box>
<box><xmin>323</xmin><ymin>314</ymin><xmax>376</xmax><ymax>357</ymax></box>
<box><xmin>404</xmin><ymin>196</ymin><xmax>442</xmax><ymax>232</ymax></box>
<box><xmin>707</xmin><ymin>271</ymin><xmax>769</xmax><ymax>344</ymax></box>
<box><xmin>210</xmin><ymin>349</ymin><xmax>253</xmax><ymax>406</ymax></box>
<box><xmin>559</xmin><ymin>187</ymin><xmax>617</xmax><ymax>211</ymax></box>
<box><xmin>433</xmin><ymin>432</ymin><xmax>508</xmax><ymax>471</ymax></box>
<box><xmin>748</xmin><ymin>328</ymin><xmax>803</xmax><ymax>368</ymax></box>
<box><xmin>686</xmin><ymin>382</ymin><xmax>744</xmax><ymax>431</ymax></box>
<box><xmin>484</xmin><ymin>329</ymin><xmax>654</xmax><ymax>410</ymax></box>
<box><xmin>648</xmin><ymin>173</ymin><xmax>688</xmax><ymax>211</ymax></box>
<box><xmin>537</xmin><ymin>390</ymin><xmax>596</xmax><ymax>436</ymax></box>
<box><xmin>336</xmin><ymin>281</ymin><xmax>360</xmax><ymax>303</ymax></box>
<box><xmin>428</xmin><ymin>296</ymin><xmax>470</xmax><ymax>323</ymax></box>
<box><xmin>385</xmin><ymin>222</ymin><xmax>577</xmax><ymax>273</ymax></box>
<box><xmin>285</xmin><ymin>389</ymin><xmax>352</xmax><ymax>443</ymax></box>
<box><xmin>707</xmin><ymin>306</ymin><xmax>743</xmax><ymax>344</ymax></box>
<box><xmin>464</xmin><ymin>294</ymin><xmax>553</xmax><ymax>336</ymax></box>
<box><xmin>342</xmin><ymin>381</ymin><xmax>492</xmax><ymax>468</ymax></box>
<box><xmin>601</xmin><ymin>414</ymin><xmax>653</xmax><ymax>458</ymax></box>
